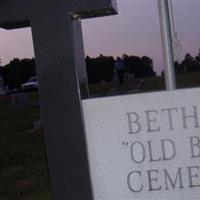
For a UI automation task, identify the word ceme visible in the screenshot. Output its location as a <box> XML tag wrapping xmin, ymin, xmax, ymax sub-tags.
<box><xmin>127</xmin><ymin>136</ymin><xmax>200</xmax><ymax>192</ymax></box>
<box><xmin>127</xmin><ymin>166</ymin><xmax>200</xmax><ymax>192</ymax></box>
<box><xmin>127</xmin><ymin>106</ymin><xmax>199</xmax><ymax>133</ymax></box>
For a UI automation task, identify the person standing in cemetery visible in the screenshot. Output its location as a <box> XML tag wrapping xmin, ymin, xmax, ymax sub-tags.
<box><xmin>115</xmin><ymin>57</ymin><xmax>125</xmax><ymax>84</ymax></box>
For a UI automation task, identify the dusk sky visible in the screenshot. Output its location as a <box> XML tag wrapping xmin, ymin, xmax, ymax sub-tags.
<box><xmin>0</xmin><ymin>0</ymin><xmax>200</xmax><ymax>75</ymax></box>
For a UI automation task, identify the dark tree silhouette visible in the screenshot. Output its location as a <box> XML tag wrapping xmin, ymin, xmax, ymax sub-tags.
<box><xmin>162</xmin><ymin>49</ymin><xmax>200</xmax><ymax>76</ymax></box>
<box><xmin>1</xmin><ymin>53</ymin><xmax>157</xmax><ymax>89</ymax></box>
<box><xmin>86</xmin><ymin>55</ymin><xmax>115</xmax><ymax>84</ymax></box>
<box><xmin>122</xmin><ymin>54</ymin><xmax>156</xmax><ymax>78</ymax></box>
<box><xmin>1</xmin><ymin>58</ymin><xmax>36</xmax><ymax>90</ymax></box>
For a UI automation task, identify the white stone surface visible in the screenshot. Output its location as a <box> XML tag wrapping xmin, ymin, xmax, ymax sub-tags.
<box><xmin>83</xmin><ymin>88</ymin><xmax>200</xmax><ymax>199</ymax></box>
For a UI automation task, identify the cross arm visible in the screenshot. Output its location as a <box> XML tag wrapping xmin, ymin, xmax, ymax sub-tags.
<box><xmin>71</xmin><ymin>0</ymin><xmax>117</xmax><ymax>19</ymax></box>
<box><xmin>0</xmin><ymin>20</ymin><xmax>30</xmax><ymax>29</ymax></box>
<box><xmin>0</xmin><ymin>0</ymin><xmax>117</xmax><ymax>29</ymax></box>
<box><xmin>0</xmin><ymin>1</ymin><xmax>30</xmax><ymax>29</ymax></box>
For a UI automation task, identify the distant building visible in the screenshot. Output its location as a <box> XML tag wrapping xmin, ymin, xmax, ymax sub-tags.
<box><xmin>0</xmin><ymin>76</ymin><xmax>5</xmax><ymax>95</ymax></box>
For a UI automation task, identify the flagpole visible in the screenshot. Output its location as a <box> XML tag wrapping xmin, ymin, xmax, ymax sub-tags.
<box><xmin>168</xmin><ymin>0</ymin><xmax>175</xmax><ymax>59</ymax></box>
<box><xmin>158</xmin><ymin>0</ymin><xmax>176</xmax><ymax>90</ymax></box>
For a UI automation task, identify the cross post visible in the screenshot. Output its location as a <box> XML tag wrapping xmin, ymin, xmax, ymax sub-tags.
<box><xmin>0</xmin><ymin>1</ymin><xmax>117</xmax><ymax>199</ymax></box>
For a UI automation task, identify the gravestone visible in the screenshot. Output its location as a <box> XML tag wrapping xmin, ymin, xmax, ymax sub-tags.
<box><xmin>83</xmin><ymin>87</ymin><xmax>200</xmax><ymax>199</ymax></box>
<box><xmin>0</xmin><ymin>1</ymin><xmax>117</xmax><ymax>200</ymax></box>
<box><xmin>14</xmin><ymin>92</ymin><xmax>29</xmax><ymax>105</ymax></box>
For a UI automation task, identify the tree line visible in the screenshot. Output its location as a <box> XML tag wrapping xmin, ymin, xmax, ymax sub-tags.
<box><xmin>0</xmin><ymin>58</ymin><xmax>36</xmax><ymax>90</ymax></box>
<box><xmin>160</xmin><ymin>49</ymin><xmax>200</xmax><ymax>76</ymax></box>
<box><xmin>175</xmin><ymin>49</ymin><xmax>200</xmax><ymax>74</ymax></box>
<box><xmin>2</xmin><ymin>50</ymin><xmax>200</xmax><ymax>90</ymax></box>
<box><xmin>0</xmin><ymin>54</ymin><xmax>156</xmax><ymax>90</ymax></box>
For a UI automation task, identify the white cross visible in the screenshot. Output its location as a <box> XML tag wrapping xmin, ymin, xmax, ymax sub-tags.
<box><xmin>0</xmin><ymin>0</ymin><xmax>117</xmax><ymax>97</ymax></box>
<box><xmin>0</xmin><ymin>1</ymin><xmax>117</xmax><ymax>200</ymax></box>
<box><xmin>0</xmin><ymin>0</ymin><xmax>117</xmax><ymax>29</ymax></box>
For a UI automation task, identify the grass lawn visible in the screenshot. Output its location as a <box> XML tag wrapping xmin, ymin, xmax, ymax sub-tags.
<box><xmin>89</xmin><ymin>72</ymin><xmax>200</xmax><ymax>96</ymax></box>
<box><xmin>0</xmin><ymin>100</ymin><xmax>52</xmax><ymax>200</ymax></box>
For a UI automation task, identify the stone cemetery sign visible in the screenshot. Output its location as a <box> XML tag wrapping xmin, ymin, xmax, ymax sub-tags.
<box><xmin>83</xmin><ymin>88</ymin><xmax>200</xmax><ymax>199</ymax></box>
<box><xmin>0</xmin><ymin>1</ymin><xmax>117</xmax><ymax>199</ymax></box>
